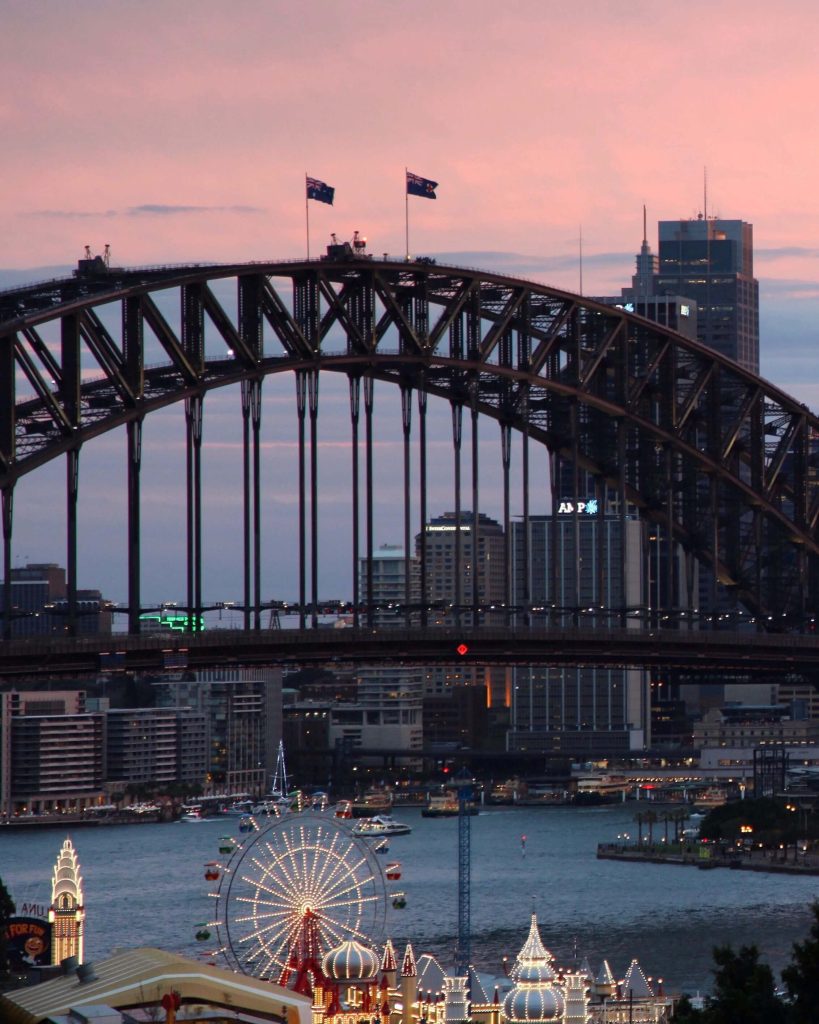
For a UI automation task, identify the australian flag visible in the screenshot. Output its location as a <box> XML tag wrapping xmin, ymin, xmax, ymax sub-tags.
<box><xmin>306</xmin><ymin>176</ymin><xmax>335</xmax><ymax>205</ymax></box>
<box><xmin>406</xmin><ymin>171</ymin><xmax>438</xmax><ymax>199</ymax></box>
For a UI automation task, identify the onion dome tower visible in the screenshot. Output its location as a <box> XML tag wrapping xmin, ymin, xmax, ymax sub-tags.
<box><xmin>320</xmin><ymin>939</ymin><xmax>381</xmax><ymax>1019</ymax></box>
<box><xmin>322</xmin><ymin>939</ymin><xmax>380</xmax><ymax>983</ymax></box>
<box><xmin>49</xmin><ymin>837</ymin><xmax>84</xmax><ymax>965</ymax></box>
<box><xmin>502</xmin><ymin>913</ymin><xmax>565</xmax><ymax>1024</ymax></box>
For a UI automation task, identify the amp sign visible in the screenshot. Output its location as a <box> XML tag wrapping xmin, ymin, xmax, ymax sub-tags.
<box><xmin>557</xmin><ymin>499</ymin><xmax>599</xmax><ymax>515</ymax></box>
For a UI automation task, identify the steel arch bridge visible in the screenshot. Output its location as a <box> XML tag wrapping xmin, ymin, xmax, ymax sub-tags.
<box><xmin>0</xmin><ymin>252</ymin><xmax>817</xmax><ymax>639</ymax></box>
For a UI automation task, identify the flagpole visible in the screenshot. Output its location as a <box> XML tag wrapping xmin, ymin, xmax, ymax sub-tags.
<box><xmin>305</xmin><ymin>174</ymin><xmax>310</xmax><ymax>260</ymax></box>
<box><xmin>405</xmin><ymin>167</ymin><xmax>409</xmax><ymax>260</ymax></box>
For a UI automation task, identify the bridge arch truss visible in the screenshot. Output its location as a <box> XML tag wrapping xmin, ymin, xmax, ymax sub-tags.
<box><xmin>0</xmin><ymin>256</ymin><xmax>817</xmax><ymax>636</ymax></box>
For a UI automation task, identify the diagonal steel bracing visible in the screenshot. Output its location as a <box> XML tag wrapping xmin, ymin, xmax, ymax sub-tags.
<box><xmin>0</xmin><ymin>256</ymin><xmax>818</xmax><ymax>626</ymax></box>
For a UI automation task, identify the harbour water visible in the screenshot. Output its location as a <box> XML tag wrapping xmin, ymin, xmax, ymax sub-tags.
<box><xmin>1</xmin><ymin>803</ymin><xmax>816</xmax><ymax>997</ymax></box>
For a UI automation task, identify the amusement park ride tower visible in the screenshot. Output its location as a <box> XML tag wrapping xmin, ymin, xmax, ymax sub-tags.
<box><xmin>49</xmin><ymin>837</ymin><xmax>84</xmax><ymax>965</ymax></box>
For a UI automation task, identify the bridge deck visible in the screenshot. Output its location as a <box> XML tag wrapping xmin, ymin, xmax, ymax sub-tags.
<box><xmin>1</xmin><ymin>626</ymin><xmax>818</xmax><ymax>679</ymax></box>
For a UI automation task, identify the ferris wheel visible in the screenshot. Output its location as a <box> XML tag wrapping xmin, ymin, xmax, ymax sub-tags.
<box><xmin>209</xmin><ymin>813</ymin><xmax>388</xmax><ymax>984</ymax></box>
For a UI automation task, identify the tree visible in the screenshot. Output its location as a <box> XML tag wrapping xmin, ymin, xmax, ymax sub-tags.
<box><xmin>0</xmin><ymin>873</ymin><xmax>16</xmax><ymax>985</ymax></box>
<box><xmin>645</xmin><ymin>808</ymin><xmax>658</xmax><ymax>847</ymax></box>
<box><xmin>703</xmin><ymin>944</ymin><xmax>790</xmax><ymax>1024</ymax></box>
<box><xmin>671</xmin><ymin>994</ymin><xmax>704</xmax><ymax>1022</ymax></box>
<box><xmin>781</xmin><ymin>901</ymin><xmax>819</xmax><ymax>1023</ymax></box>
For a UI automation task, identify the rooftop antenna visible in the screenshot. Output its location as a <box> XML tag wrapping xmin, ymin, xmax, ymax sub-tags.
<box><xmin>642</xmin><ymin>204</ymin><xmax>647</xmax><ymax>245</ymax></box>
<box><xmin>578</xmin><ymin>225</ymin><xmax>584</xmax><ymax>296</ymax></box>
<box><xmin>703</xmin><ymin>166</ymin><xmax>708</xmax><ymax>223</ymax></box>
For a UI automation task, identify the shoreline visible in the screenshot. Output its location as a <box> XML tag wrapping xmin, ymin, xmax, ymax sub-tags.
<box><xmin>0</xmin><ymin>812</ymin><xmax>167</xmax><ymax>830</ymax></box>
<box><xmin>597</xmin><ymin>842</ymin><xmax>819</xmax><ymax>876</ymax></box>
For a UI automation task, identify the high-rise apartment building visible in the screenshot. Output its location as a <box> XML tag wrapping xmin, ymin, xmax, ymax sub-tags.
<box><xmin>105</xmin><ymin>707</ymin><xmax>208</xmax><ymax>789</ymax></box>
<box><xmin>509</xmin><ymin>514</ymin><xmax>650</xmax><ymax>755</ymax></box>
<box><xmin>0</xmin><ymin>690</ymin><xmax>104</xmax><ymax>816</ymax></box>
<box><xmin>0</xmin><ymin>562</ymin><xmax>112</xmax><ymax>637</ymax></box>
<box><xmin>355</xmin><ymin>546</ymin><xmax>423</xmax><ymax>754</ymax></box>
<box><xmin>152</xmin><ymin>667</ymin><xmax>281</xmax><ymax>793</ymax></box>
<box><xmin>419</xmin><ymin>512</ymin><xmax>509</xmax><ymax>709</ymax></box>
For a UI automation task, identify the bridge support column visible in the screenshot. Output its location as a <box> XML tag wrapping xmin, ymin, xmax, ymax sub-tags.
<box><xmin>521</xmin><ymin>393</ymin><xmax>530</xmax><ymax>629</ymax></box>
<box><xmin>570</xmin><ymin>402</ymin><xmax>581</xmax><ymax>629</ymax></box>
<box><xmin>349</xmin><ymin>375</ymin><xmax>361</xmax><ymax>628</ymax></box>
<box><xmin>618</xmin><ymin>420</ymin><xmax>628</xmax><ymax>629</ymax></box>
<box><xmin>242</xmin><ymin>379</ymin><xmax>263</xmax><ymax>631</ymax></box>
<box><xmin>594</xmin><ymin>474</ymin><xmax>605</xmax><ymax>627</ymax></box>
<box><xmin>242</xmin><ymin>382</ymin><xmax>251</xmax><ymax>631</ymax></box>
<box><xmin>2</xmin><ymin>487</ymin><xmax>12</xmax><ymax>641</ymax></box>
<box><xmin>470</xmin><ymin>386</ymin><xmax>480</xmax><ymax>623</ymax></box>
<box><xmin>66</xmin><ymin>449</ymin><xmax>79</xmax><ymax>637</ymax></box>
<box><xmin>451</xmin><ymin>402</ymin><xmax>463</xmax><ymax>629</ymax></box>
<box><xmin>309</xmin><ymin>370</ymin><xmax>319</xmax><ymax>630</ymax></box>
<box><xmin>418</xmin><ymin>386</ymin><xmax>428</xmax><ymax>628</ymax></box>
<box><xmin>364</xmin><ymin>376</ymin><xmax>375</xmax><ymax>628</ymax></box>
<box><xmin>296</xmin><ymin>372</ymin><xmax>307</xmax><ymax>629</ymax></box>
<box><xmin>664</xmin><ymin>446</ymin><xmax>676</xmax><ymax>628</ymax></box>
<box><xmin>127</xmin><ymin>419</ymin><xmax>142</xmax><ymax>635</ymax></box>
<box><xmin>549</xmin><ymin>451</ymin><xmax>559</xmax><ymax>627</ymax></box>
<box><xmin>401</xmin><ymin>385</ymin><xmax>413</xmax><ymax>627</ymax></box>
<box><xmin>185</xmin><ymin>395</ymin><xmax>203</xmax><ymax>631</ymax></box>
<box><xmin>501</xmin><ymin>422</ymin><xmax>512</xmax><ymax>625</ymax></box>
<box><xmin>709</xmin><ymin>476</ymin><xmax>719</xmax><ymax>628</ymax></box>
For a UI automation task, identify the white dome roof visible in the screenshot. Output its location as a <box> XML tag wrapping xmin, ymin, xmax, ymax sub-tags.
<box><xmin>513</xmin><ymin>959</ymin><xmax>557</xmax><ymax>985</ymax></box>
<box><xmin>322</xmin><ymin>939</ymin><xmax>380</xmax><ymax>981</ymax></box>
<box><xmin>503</xmin><ymin>987</ymin><xmax>565</xmax><ymax>1022</ymax></box>
<box><xmin>503</xmin><ymin>913</ymin><xmax>564</xmax><ymax>1023</ymax></box>
<box><xmin>509</xmin><ymin>914</ymin><xmax>557</xmax><ymax>984</ymax></box>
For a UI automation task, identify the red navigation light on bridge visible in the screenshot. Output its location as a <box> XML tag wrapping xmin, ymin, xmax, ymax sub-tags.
<box><xmin>456</xmin><ymin>643</ymin><xmax>469</xmax><ymax>656</ymax></box>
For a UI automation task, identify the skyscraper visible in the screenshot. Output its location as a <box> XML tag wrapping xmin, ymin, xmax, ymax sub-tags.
<box><xmin>509</xmin><ymin>513</ymin><xmax>650</xmax><ymax>755</ymax></box>
<box><xmin>420</xmin><ymin>512</ymin><xmax>509</xmax><ymax>708</ymax></box>
<box><xmin>655</xmin><ymin>216</ymin><xmax>759</xmax><ymax>372</ymax></box>
<box><xmin>356</xmin><ymin>546</ymin><xmax>423</xmax><ymax>752</ymax></box>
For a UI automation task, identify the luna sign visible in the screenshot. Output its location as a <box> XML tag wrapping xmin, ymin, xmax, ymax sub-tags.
<box><xmin>557</xmin><ymin>499</ymin><xmax>599</xmax><ymax>515</ymax></box>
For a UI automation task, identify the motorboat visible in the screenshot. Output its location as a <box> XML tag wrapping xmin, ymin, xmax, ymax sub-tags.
<box><xmin>180</xmin><ymin>805</ymin><xmax>204</xmax><ymax>822</ymax></box>
<box><xmin>351</xmin><ymin>815</ymin><xmax>412</xmax><ymax>838</ymax></box>
<box><xmin>224</xmin><ymin>799</ymin><xmax>253</xmax><ymax>816</ymax></box>
<box><xmin>252</xmin><ymin>798</ymin><xmax>290</xmax><ymax>816</ymax></box>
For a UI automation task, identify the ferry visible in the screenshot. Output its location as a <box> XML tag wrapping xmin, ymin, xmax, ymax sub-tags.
<box><xmin>693</xmin><ymin>786</ymin><xmax>729</xmax><ymax>810</ymax></box>
<box><xmin>572</xmin><ymin>773</ymin><xmax>630</xmax><ymax>804</ymax></box>
<box><xmin>351</xmin><ymin>788</ymin><xmax>393</xmax><ymax>818</ymax></box>
<box><xmin>421</xmin><ymin>794</ymin><xmax>479</xmax><ymax>818</ymax></box>
<box><xmin>351</xmin><ymin>815</ymin><xmax>412</xmax><ymax>838</ymax></box>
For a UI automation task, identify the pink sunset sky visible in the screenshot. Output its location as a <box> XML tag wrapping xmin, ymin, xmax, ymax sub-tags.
<box><xmin>2</xmin><ymin>0</ymin><xmax>819</xmax><ymax>604</ymax></box>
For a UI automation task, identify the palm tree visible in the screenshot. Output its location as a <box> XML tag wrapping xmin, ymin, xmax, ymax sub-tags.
<box><xmin>647</xmin><ymin>809</ymin><xmax>659</xmax><ymax>847</ymax></box>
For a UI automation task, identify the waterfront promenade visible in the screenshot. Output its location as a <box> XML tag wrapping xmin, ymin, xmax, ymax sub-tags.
<box><xmin>598</xmin><ymin>841</ymin><xmax>819</xmax><ymax>875</ymax></box>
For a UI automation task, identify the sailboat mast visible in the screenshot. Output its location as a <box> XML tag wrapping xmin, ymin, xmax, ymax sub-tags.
<box><xmin>272</xmin><ymin>740</ymin><xmax>290</xmax><ymax>797</ymax></box>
